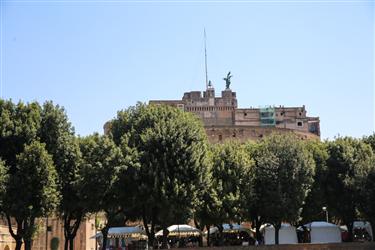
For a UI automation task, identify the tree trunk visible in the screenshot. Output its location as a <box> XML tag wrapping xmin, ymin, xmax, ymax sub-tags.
<box><xmin>64</xmin><ymin>238</ymin><xmax>69</xmax><ymax>250</ymax></box>
<box><xmin>198</xmin><ymin>233</ymin><xmax>203</xmax><ymax>247</ymax></box>
<box><xmin>161</xmin><ymin>226</ymin><xmax>168</xmax><ymax>249</ymax></box>
<box><xmin>15</xmin><ymin>239</ymin><xmax>23</xmax><ymax>250</ymax></box>
<box><xmin>274</xmin><ymin>223</ymin><xmax>281</xmax><ymax>245</ymax></box>
<box><xmin>193</xmin><ymin>219</ymin><xmax>203</xmax><ymax>247</ymax></box>
<box><xmin>347</xmin><ymin>221</ymin><xmax>354</xmax><ymax>242</ymax></box>
<box><xmin>63</xmin><ymin>212</ymin><xmax>83</xmax><ymax>250</ymax></box>
<box><xmin>6</xmin><ymin>215</ymin><xmax>23</xmax><ymax>250</ymax></box>
<box><xmin>24</xmin><ymin>239</ymin><xmax>32</xmax><ymax>250</ymax></box>
<box><xmin>69</xmin><ymin>237</ymin><xmax>74</xmax><ymax>250</ymax></box>
<box><xmin>217</xmin><ymin>224</ymin><xmax>224</xmax><ymax>246</ymax></box>
<box><xmin>63</xmin><ymin>214</ymin><xmax>70</xmax><ymax>250</ymax></box>
<box><xmin>149</xmin><ymin>232</ymin><xmax>155</xmax><ymax>249</ymax></box>
<box><xmin>142</xmin><ymin>211</ymin><xmax>156</xmax><ymax>249</ymax></box>
<box><xmin>370</xmin><ymin>220</ymin><xmax>375</xmax><ymax>242</ymax></box>
<box><xmin>101</xmin><ymin>227</ymin><xmax>109</xmax><ymax>250</ymax></box>
<box><xmin>206</xmin><ymin>225</ymin><xmax>210</xmax><ymax>247</ymax></box>
<box><xmin>255</xmin><ymin>218</ymin><xmax>262</xmax><ymax>243</ymax></box>
<box><xmin>23</xmin><ymin>217</ymin><xmax>34</xmax><ymax>250</ymax></box>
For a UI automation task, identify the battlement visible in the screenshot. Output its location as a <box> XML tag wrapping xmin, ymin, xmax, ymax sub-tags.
<box><xmin>148</xmin><ymin>86</ymin><xmax>320</xmax><ymax>142</ymax></box>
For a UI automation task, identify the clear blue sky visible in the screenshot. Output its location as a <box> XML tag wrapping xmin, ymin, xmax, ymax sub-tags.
<box><xmin>1</xmin><ymin>0</ymin><xmax>374</xmax><ymax>139</ymax></box>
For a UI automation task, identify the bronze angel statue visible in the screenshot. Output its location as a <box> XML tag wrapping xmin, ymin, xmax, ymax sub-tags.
<box><xmin>223</xmin><ymin>71</ymin><xmax>232</xmax><ymax>89</ymax></box>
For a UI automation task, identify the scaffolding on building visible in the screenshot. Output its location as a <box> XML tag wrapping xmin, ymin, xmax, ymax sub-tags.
<box><xmin>260</xmin><ymin>107</ymin><xmax>276</xmax><ymax>127</ymax></box>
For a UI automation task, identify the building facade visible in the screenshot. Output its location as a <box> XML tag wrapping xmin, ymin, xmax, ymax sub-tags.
<box><xmin>149</xmin><ymin>86</ymin><xmax>320</xmax><ymax>142</ymax></box>
<box><xmin>0</xmin><ymin>217</ymin><xmax>96</xmax><ymax>250</ymax></box>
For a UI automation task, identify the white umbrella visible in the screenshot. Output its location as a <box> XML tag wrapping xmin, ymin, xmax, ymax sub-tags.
<box><xmin>91</xmin><ymin>226</ymin><xmax>146</xmax><ymax>239</ymax></box>
<box><xmin>155</xmin><ymin>224</ymin><xmax>201</xmax><ymax>237</ymax></box>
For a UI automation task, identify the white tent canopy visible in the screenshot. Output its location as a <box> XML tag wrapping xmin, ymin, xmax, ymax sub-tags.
<box><xmin>305</xmin><ymin>221</ymin><xmax>341</xmax><ymax>243</ymax></box>
<box><xmin>340</xmin><ymin>221</ymin><xmax>373</xmax><ymax>241</ymax></box>
<box><xmin>92</xmin><ymin>226</ymin><xmax>146</xmax><ymax>239</ymax></box>
<box><xmin>155</xmin><ymin>224</ymin><xmax>201</xmax><ymax>237</ymax></box>
<box><xmin>354</xmin><ymin>221</ymin><xmax>373</xmax><ymax>240</ymax></box>
<box><xmin>206</xmin><ymin>224</ymin><xmax>250</xmax><ymax>235</ymax></box>
<box><xmin>260</xmin><ymin>223</ymin><xmax>298</xmax><ymax>245</ymax></box>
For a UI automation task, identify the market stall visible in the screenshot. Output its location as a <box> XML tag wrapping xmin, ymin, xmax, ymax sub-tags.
<box><xmin>206</xmin><ymin>224</ymin><xmax>255</xmax><ymax>246</ymax></box>
<box><xmin>304</xmin><ymin>221</ymin><xmax>341</xmax><ymax>243</ymax></box>
<box><xmin>93</xmin><ymin>226</ymin><xmax>147</xmax><ymax>250</ymax></box>
<box><xmin>155</xmin><ymin>224</ymin><xmax>201</xmax><ymax>248</ymax></box>
<box><xmin>260</xmin><ymin>223</ymin><xmax>298</xmax><ymax>245</ymax></box>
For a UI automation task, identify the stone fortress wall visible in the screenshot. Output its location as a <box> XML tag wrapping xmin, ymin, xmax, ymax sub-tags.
<box><xmin>149</xmin><ymin>86</ymin><xmax>320</xmax><ymax>143</ymax></box>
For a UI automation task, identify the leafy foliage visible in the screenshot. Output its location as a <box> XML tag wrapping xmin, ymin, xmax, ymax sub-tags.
<box><xmin>3</xmin><ymin>141</ymin><xmax>59</xmax><ymax>250</ymax></box>
<box><xmin>0</xmin><ymin>159</ymin><xmax>8</xmax><ymax>211</ymax></box>
<box><xmin>363</xmin><ymin>133</ymin><xmax>375</xmax><ymax>152</ymax></box>
<box><xmin>0</xmin><ymin>100</ymin><xmax>41</xmax><ymax>167</ymax></box>
<box><xmin>210</xmin><ymin>141</ymin><xmax>253</xmax><ymax>224</ymax></box>
<box><xmin>300</xmin><ymin>140</ymin><xmax>329</xmax><ymax>223</ymax></box>
<box><xmin>109</xmin><ymin>103</ymin><xmax>209</xmax><ymax>247</ymax></box>
<box><xmin>252</xmin><ymin>133</ymin><xmax>315</xmax><ymax>244</ymax></box>
<box><xmin>79</xmin><ymin>133</ymin><xmax>131</xmax><ymax>250</ymax></box>
<box><xmin>0</xmin><ymin>100</ymin><xmax>83</xmax><ymax>250</ymax></box>
<box><xmin>326</xmin><ymin>137</ymin><xmax>374</xmax><ymax>240</ymax></box>
<box><xmin>38</xmin><ymin>101</ymin><xmax>83</xmax><ymax>250</ymax></box>
<box><xmin>359</xmin><ymin>167</ymin><xmax>375</xmax><ymax>241</ymax></box>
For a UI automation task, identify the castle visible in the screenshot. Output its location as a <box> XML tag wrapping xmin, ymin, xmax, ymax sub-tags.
<box><xmin>149</xmin><ymin>83</ymin><xmax>320</xmax><ymax>142</ymax></box>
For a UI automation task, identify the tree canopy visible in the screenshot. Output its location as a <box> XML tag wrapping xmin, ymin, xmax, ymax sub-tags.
<box><xmin>326</xmin><ymin>137</ymin><xmax>374</xmax><ymax>241</ymax></box>
<box><xmin>3</xmin><ymin>141</ymin><xmax>59</xmax><ymax>250</ymax></box>
<box><xmin>300</xmin><ymin>140</ymin><xmax>329</xmax><ymax>223</ymax></box>
<box><xmin>109</xmin><ymin>104</ymin><xmax>209</xmax><ymax>248</ymax></box>
<box><xmin>252</xmin><ymin>133</ymin><xmax>315</xmax><ymax>244</ymax></box>
<box><xmin>38</xmin><ymin>101</ymin><xmax>83</xmax><ymax>250</ymax></box>
<box><xmin>211</xmin><ymin>142</ymin><xmax>253</xmax><ymax>225</ymax></box>
<box><xmin>79</xmin><ymin>133</ymin><xmax>129</xmax><ymax>250</ymax></box>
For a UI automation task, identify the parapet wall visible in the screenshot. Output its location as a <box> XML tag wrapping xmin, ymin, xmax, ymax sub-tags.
<box><xmin>172</xmin><ymin>243</ymin><xmax>375</xmax><ymax>250</ymax></box>
<box><xmin>205</xmin><ymin>126</ymin><xmax>319</xmax><ymax>143</ymax></box>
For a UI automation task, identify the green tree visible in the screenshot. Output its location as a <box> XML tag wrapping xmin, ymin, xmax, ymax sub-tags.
<box><xmin>209</xmin><ymin>141</ymin><xmax>253</xmax><ymax>245</ymax></box>
<box><xmin>241</xmin><ymin>141</ymin><xmax>263</xmax><ymax>242</ymax></box>
<box><xmin>109</xmin><ymin>104</ymin><xmax>209</xmax><ymax>248</ymax></box>
<box><xmin>193</xmin><ymin>152</ymin><xmax>221</xmax><ymax>247</ymax></box>
<box><xmin>3</xmin><ymin>141</ymin><xmax>59</xmax><ymax>250</ymax></box>
<box><xmin>38</xmin><ymin>101</ymin><xmax>84</xmax><ymax>250</ymax></box>
<box><xmin>0</xmin><ymin>159</ymin><xmax>7</xmax><ymax>211</ymax></box>
<box><xmin>0</xmin><ymin>100</ymin><xmax>83</xmax><ymax>250</ymax></box>
<box><xmin>326</xmin><ymin>137</ymin><xmax>374</xmax><ymax>241</ymax></box>
<box><xmin>79</xmin><ymin>134</ymin><xmax>132</xmax><ymax>250</ymax></box>
<box><xmin>253</xmin><ymin>133</ymin><xmax>314</xmax><ymax>244</ymax></box>
<box><xmin>363</xmin><ymin>133</ymin><xmax>375</xmax><ymax>152</ymax></box>
<box><xmin>300</xmin><ymin>140</ymin><xmax>329</xmax><ymax>223</ymax></box>
<box><xmin>0</xmin><ymin>100</ymin><xmax>42</xmax><ymax>250</ymax></box>
<box><xmin>359</xmin><ymin>167</ymin><xmax>375</xmax><ymax>241</ymax></box>
<box><xmin>0</xmin><ymin>100</ymin><xmax>41</xmax><ymax>167</ymax></box>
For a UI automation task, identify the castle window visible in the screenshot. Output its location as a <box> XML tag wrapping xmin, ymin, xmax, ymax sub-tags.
<box><xmin>244</xmin><ymin>112</ymin><xmax>247</xmax><ymax>117</ymax></box>
<box><xmin>297</xmin><ymin>121</ymin><xmax>303</xmax><ymax>127</ymax></box>
<box><xmin>218</xmin><ymin>135</ymin><xmax>222</xmax><ymax>141</ymax></box>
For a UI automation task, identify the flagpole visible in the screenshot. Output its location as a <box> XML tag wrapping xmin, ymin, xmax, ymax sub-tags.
<box><xmin>204</xmin><ymin>28</ymin><xmax>208</xmax><ymax>89</ymax></box>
